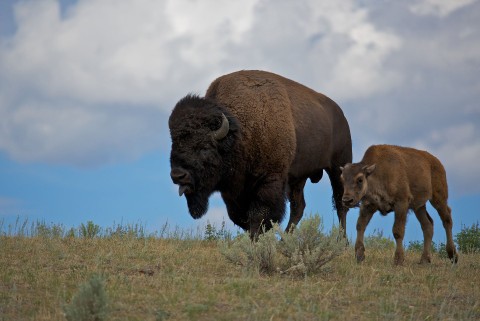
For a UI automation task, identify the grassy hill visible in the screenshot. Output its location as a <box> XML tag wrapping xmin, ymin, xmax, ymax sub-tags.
<box><xmin>1</xmin><ymin>219</ymin><xmax>479</xmax><ymax>320</ymax></box>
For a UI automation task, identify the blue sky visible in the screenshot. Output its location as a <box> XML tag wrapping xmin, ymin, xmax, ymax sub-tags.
<box><xmin>0</xmin><ymin>0</ymin><xmax>479</xmax><ymax>243</ymax></box>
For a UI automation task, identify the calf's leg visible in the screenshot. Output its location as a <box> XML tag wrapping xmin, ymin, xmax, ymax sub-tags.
<box><xmin>413</xmin><ymin>205</ymin><xmax>434</xmax><ymax>264</ymax></box>
<box><xmin>393</xmin><ymin>201</ymin><xmax>408</xmax><ymax>265</ymax></box>
<box><xmin>431</xmin><ymin>200</ymin><xmax>458</xmax><ymax>263</ymax></box>
<box><xmin>355</xmin><ymin>204</ymin><xmax>376</xmax><ymax>262</ymax></box>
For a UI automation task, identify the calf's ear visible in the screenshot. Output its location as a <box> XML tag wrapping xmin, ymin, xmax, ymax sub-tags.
<box><xmin>339</xmin><ymin>166</ymin><xmax>344</xmax><ymax>172</ymax></box>
<box><xmin>362</xmin><ymin>164</ymin><xmax>376</xmax><ymax>176</ymax></box>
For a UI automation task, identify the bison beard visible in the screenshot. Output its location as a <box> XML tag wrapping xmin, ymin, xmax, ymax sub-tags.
<box><xmin>185</xmin><ymin>191</ymin><xmax>210</xmax><ymax>219</ymax></box>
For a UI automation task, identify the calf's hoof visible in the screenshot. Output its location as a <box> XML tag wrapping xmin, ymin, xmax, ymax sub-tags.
<box><xmin>446</xmin><ymin>244</ymin><xmax>458</xmax><ymax>264</ymax></box>
<box><xmin>419</xmin><ymin>255</ymin><xmax>431</xmax><ymax>264</ymax></box>
<box><xmin>355</xmin><ymin>252</ymin><xmax>365</xmax><ymax>263</ymax></box>
<box><xmin>394</xmin><ymin>254</ymin><xmax>405</xmax><ymax>266</ymax></box>
<box><xmin>450</xmin><ymin>252</ymin><xmax>459</xmax><ymax>264</ymax></box>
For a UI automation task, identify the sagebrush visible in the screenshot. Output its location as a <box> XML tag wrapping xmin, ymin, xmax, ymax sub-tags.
<box><xmin>220</xmin><ymin>214</ymin><xmax>346</xmax><ymax>276</ymax></box>
<box><xmin>64</xmin><ymin>274</ymin><xmax>108</xmax><ymax>321</ymax></box>
<box><xmin>455</xmin><ymin>222</ymin><xmax>480</xmax><ymax>253</ymax></box>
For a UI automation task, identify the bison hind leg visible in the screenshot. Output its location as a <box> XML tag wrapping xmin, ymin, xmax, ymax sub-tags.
<box><xmin>413</xmin><ymin>205</ymin><xmax>434</xmax><ymax>264</ymax></box>
<box><xmin>285</xmin><ymin>178</ymin><xmax>307</xmax><ymax>232</ymax></box>
<box><xmin>309</xmin><ymin>170</ymin><xmax>323</xmax><ymax>184</ymax></box>
<box><xmin>326</xmin><ymin>167</ymin><xmax>349</xmax><ymax>237</ymax></box>
<box><xmin>430</xmin><ymin>200</ymin><xmax>458</xmax><ymax>263</ymax></box>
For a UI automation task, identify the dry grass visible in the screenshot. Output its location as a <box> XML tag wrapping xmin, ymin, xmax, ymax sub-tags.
<box><xmin>1</xmin><ymin>233</ymin><xmax>479</xmax><ymax>320</ymax></box>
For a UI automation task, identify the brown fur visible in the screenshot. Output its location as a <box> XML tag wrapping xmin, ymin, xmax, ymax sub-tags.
<box><xmin>169</xmin><ymin>70</ymin><xmax>352</xmax><ymax>238</ymax></box>
<box><xmin>206</xmin><ymin>70</ymin><xmax>352</xmax><ymax>234</ymax></box>
<box><xmin>340</xmin><ymin>144</ymin><xmax>458</xmax><ymax>265</ymax></box>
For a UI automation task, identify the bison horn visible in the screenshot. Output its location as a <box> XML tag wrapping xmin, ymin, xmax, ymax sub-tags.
<box><xmin>213</xmin><ymin>113</ymin><xmax>229</xmax><ymax>140</ymax></box>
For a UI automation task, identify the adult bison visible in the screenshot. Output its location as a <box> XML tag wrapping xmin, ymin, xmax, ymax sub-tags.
<box><xmin>169</xmin><ymin>70</ymin><xmax>352</xmax><ymax>238</ymax></box>
<box><xmin>340</xmin><ymin>144</ymin><xmax>458</xmax><ymax>265</ymax></box>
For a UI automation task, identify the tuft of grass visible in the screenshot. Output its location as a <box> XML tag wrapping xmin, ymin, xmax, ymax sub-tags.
<box><xmin>0</xmin><ymin>217</ymin><xmax>68</xmax><ymax>238</ymax></box>
<box><xmin>64</xmin><ymin>274</ymin><xmax>108</xmax><ymax>321</ymax></box>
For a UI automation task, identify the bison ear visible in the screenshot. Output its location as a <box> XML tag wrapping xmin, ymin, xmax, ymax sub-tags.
<box><xmin>362</xmin><ymin>164</ymin><xmax>376</xmax><ymax>176</ymax></box>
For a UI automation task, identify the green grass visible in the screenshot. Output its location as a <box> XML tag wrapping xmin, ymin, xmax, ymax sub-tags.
<box><xmin>1</xmin><ymin>218</ymin><xmax>479</xmax><ymax>320</ymax></box>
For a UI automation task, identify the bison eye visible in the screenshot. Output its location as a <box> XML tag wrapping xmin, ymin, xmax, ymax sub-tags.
<box><xmin>357</xmin><ymin>178</ymin><xmax>363</xmax><ymax>185</ymax></box>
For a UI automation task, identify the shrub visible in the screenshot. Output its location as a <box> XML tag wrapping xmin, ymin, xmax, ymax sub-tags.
<box><xmin>204</xmin><ymin>221</ymin><xmax>232</xmax><ymax>241</ymax></box>
<box><xmin>277</xmin><ymin>215</ymin><xmax>346</xmax><ymax>276</ymax></box>
<box><xmin>436</xmin><ymin>242</ymin><xmax>448</xmax><ymax>259</ymax></box>
<box><xmin>407</xmin><ymin>240</ymin><xmax>438</xmax><ymax>253</ymax></box>
<box><xmin>80</xmin><ymin>221</ymin><xmax>101</xmax><ymax>238</ymax></box>
<box><xmin>455</xmin><ymin>222</ymin><xmax>480</xmax><ymax>254</ymax></box>
<box><xmin>66</xmin><ymin>227</ymin><xmax>77</xmax><ymax>238</ymax></box>
<box><xmin>220</xmin><ymin>226</ymin><xmax>278</xmax><ymax>274</ymax></box>
<box><xmin>34</xmin><ymin>221</ymin><xmax>65</xmax><ymax>238</ymax></box>
<box><xmin>64</xmin><ymin>274</ymin><xmax>108</xmax><ymax>321</ymax></box>
<box><xmin>220</xmin><ymin>214</ymin><xmax>346</xmax><ymax>276</ymax></box>
<box><xmin>364</xmin><ymin>229</ymin><xmax>395</xmax><ymax>249</ymax></box>
<box><xmin>407</xmin><ymin>240</ymin><xmax>449</xmax><ymax>259</ymax></box>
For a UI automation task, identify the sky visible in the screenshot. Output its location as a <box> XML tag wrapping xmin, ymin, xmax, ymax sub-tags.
<box><xmin>0</xmin><ymin>0</ymin><xmax>479</xmax><ymax>244</ymax></box>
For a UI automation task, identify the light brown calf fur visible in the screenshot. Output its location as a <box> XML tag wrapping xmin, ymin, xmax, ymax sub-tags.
<box><xmin>340</xmin><ymin>144</ymin><xmax>458</xmax><ymax>265</ymax></box>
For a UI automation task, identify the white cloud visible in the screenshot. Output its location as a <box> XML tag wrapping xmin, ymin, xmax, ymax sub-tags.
<box><xmin>2</xmin><ymin>0</ymin><xmax>181</xmax><ymax>105</ymax></box>
<box><xmin>323</xmin><ymin>22</ymin><xmax>401</xmax><ymax>99</ymax></box>
<box><xmin>165</xmin><ymin>0</ymin><xmax>256</xmax><ymax>43</ymax></box>
<box><xmin>0</xmin><ymin>98</ymin><xmax>160</xmax><ymax>165</ymax></box>
<box><xmin>409</xmin><ymin>0</ymin><xmax>477</xmax><ymax>17</ymax></box>
<box><xmin>0</xmin><ymin>0</ymin><xmax>479</xmax><ymax>198</ymax></box>
<box><xmin>0</xmin><ymin>0</ymin><xmax>402</xmax><ymax>166</ymax></box>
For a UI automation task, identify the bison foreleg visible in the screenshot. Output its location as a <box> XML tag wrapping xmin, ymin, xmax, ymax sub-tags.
<box><xmin>248</xmin><ymin>205</ymin><xmax>271</xmax><ymax>240</ymax></box>
<box><xmin>355</xmin><ymin>204</ymin><xmax>376</xmax><ymax>263</ymax></box>
<box><xmin>248</xmin><ymin>176</ymin><xmax>287</xmax><ymax>240</ymax></box>
<box><xmin>393</xmin><ymin>201</ymin><xmax>409</xmax><ymax>266</ymax></box>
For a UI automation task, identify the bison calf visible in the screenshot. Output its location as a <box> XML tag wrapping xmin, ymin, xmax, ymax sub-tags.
<box><xmin>340</xmin><ymin>144</ymin><xmax>458</xmax><ymax>265</ymax></box>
